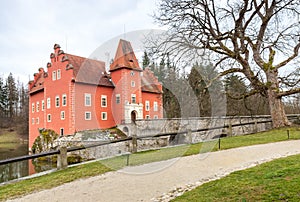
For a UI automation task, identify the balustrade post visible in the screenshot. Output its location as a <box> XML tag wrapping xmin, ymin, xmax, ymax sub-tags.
<box><xmin>57</xmin><ymin>146</ymin><xmax>68</xmax><ymax>169</ymax></box>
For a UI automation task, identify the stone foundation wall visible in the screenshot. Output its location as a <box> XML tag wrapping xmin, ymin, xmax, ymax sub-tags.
<box><xmin>55</xmin><ymin>116</ymin><xmax>273</xmax><ymax>160</ymax></box>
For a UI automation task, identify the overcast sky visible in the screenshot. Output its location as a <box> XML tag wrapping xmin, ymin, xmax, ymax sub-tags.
<box><xmin>0</xmin><ymin>0</ymin><xmax>161</xmax><ymax>83</ymax></box>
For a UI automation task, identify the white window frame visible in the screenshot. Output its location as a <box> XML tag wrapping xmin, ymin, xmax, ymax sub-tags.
<box><xmin>145</xmin><ymin>100</ymin><xmax>150</xmax><ymax>111</ymax></box>
<box><xmin>36</xmin><ymin>102</ymin><xmax>39</xmax><ymax>112</ymax></box>
<box><xmin>101</xmin><ymin>95</ymin><xmax>107</xmax><ymax>107</ymax></box>
<box><xmin>57</xmin><ymin>69</ymin><xmax>61</xmax><ymax>80</ymax></box>
<box><xmin>101</xmin><ymin>112</ymin><xmax>107</xmax><ymax>120</ymax></box>
<box><xmin>47</xmin><ymin>98</ymin><xmax>51</xmax><ymax>109</ymax></box>
<box><xmin>131</xmin><ymin>81</ymin><xmax>135</xmax><ymax>87</ymax></box>
<box><xmin>42</xmin><ymin>100</ymin><xmax>45</xmax><ymax>111</ymax></box>
<box><xmin>52</xmin><ymin>71</ymin><xmax>56</xmax><ymax>81</ymax></box>
<box><xmin>32</xmin><ymin>103</ymin><xmax>35</xmax><ymax>113</ymax></box>
<box><xmin>32</xmin><ymin>118</ymin><xmax>35</xmax><ymax>124</ymax></box>
<box><xmin>131</xmin><ymin>94</ymin><xmax>136</xmax><ymax>104</ymax></box>
<box><xmin>85</xmin><ymin>112</ymin><xmax>91</xmax><ymax>120</ymax></box>
<box><xmin>47</xmin><ymin>114</ymin><xmax>51</xmax><ymax>122</ymax></box>
<box><xmin>154</xmin><ymin>101</ymin><xmax>158</xmax><ymax>112</ymax></box>
<box><xmin>55</xmin><ymin>96</ymin><xmax>60</xmax><ymax>107</ymax></box>
<box><xmin>62</xmin><ymin>94</ymin><xmax>67</xmax><ymax>106</ymax></box>
<box><xmin>85</xmin><ymin>93</ymin><xmax>91</xmax><ymax>106</ymax></box>
<box><xmin>61</xmin><ymin>111</ymin><xmax>65</xmax><ymax>120</ymax></box>
<box><xmin>116</xmin><ymin>94</ymin><xmax>120</xmax><ymax>104</ymax></box>
<box><xmin>36</xmin><ymin>117</ymin><xmax>39</xmax><ymax>124</ymax></box>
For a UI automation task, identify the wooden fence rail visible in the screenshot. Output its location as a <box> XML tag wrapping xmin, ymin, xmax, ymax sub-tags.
<box><xmin>0</xmin><ymin>118</ymin><xmax>277</xmax><ymax>169</ymax></box>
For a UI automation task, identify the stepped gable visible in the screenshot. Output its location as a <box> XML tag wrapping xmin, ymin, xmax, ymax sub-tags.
<box><xmin>110</xmin><ymin>39</ymin><xmax>142</xmax><ymax>72</ymax></box>
<box><xmin>29</xmin><ymin>68</ymin><xmax>46</xmax><ymax>94</ymax></box>
<box><xmin>141</xmin><ymin>67</ymin><xmax>162</xmax><ymax>94</ymax></box>
<box><xmin>66</xmin><ymin>54</ymin><xmax>114</xmax><ymax>87</ymax></box>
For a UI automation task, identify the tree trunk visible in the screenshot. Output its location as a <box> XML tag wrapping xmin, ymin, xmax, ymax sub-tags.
<box><xmin>267</xmin><ymin>89</ymin><xmax>290</xmax><ymax>128</ymax></box>
<box><xmin>266</xmin><ymin>70</ymin><xmax>291</xmax><ymax>128</ymax></box>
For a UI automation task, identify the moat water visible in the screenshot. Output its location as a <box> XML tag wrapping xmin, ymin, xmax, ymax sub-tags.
<box><xmin>0</xmin><ymin>142</ymin><xmax>56</xmax><ymax>184</ymax></box>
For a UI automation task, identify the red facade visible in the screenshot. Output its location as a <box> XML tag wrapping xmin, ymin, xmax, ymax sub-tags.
<box><xmin>28</xmin><ymin>40</ymin><xmax>163</xmax><ymax>149</ymax></box>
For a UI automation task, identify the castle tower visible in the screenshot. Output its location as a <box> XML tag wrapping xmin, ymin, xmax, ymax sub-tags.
<box><xmin>110</xmin><ymin>39</ymin><xmax>143</xmax><ymax>124</ymax></box>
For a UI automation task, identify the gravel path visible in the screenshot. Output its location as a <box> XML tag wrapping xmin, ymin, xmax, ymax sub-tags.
<box><xmin>8</xmin><ymin>140</ymin><xmax>300</xmax><ymax>202</ymax></box>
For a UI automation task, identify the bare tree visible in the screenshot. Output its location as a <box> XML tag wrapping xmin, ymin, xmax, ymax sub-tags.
<box><xmin>153</xmin><ymin>0</ymin><xmax>300</xmax><ymax>128</ymax></box>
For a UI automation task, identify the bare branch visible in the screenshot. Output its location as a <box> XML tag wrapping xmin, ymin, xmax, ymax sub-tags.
<box><xmin>227</xmin><ymin>89</ymin><xmax>260</xmax><ymax>100</ymax></box>
<box><xmin>277</xmin><ymin>88</ymin><xmax>300</xmax><ymax>98</ymax></box>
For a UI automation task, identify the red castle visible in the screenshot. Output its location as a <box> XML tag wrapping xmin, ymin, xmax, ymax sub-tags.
<box><xmin>28</xmin><ymin>39</ymin><xmax>163</xmax><ymax>149</ymax></box>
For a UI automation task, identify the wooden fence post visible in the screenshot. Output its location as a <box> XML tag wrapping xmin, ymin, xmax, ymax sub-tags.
<box><xmin>57</xmin><ymin>146</ymin><xmax>68</xmax><ymax>169</ymax></box>
<box><xmin>254</xmin><ymin>121</ymin><xmax>258</xmax><ymax>133</ymax></box>
<box><xmin>187</xmin><ymin>129</ymin><xmax>192</xmax><ymax>144</ymax></box>
<box><xmin>227</xmin><ymin>120</ymin><xmax>233</xmax><ymax>137</ymax></box>
<box><xmin>131</xmin><ymin>125</ymin><xmax>137</xmax><ymax>153</ymax></box>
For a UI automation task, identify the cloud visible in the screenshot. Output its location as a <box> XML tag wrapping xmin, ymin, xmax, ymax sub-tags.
<box><xmin>0</xmin><ymin>0</ymin><xmax>159</xmax><ymax>83</ymax></box>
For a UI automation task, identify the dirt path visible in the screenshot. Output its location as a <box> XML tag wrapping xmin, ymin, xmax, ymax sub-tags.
<box><xmin>8</xmin><ymin>140</ymin><xmax>300</xmax><ymax>202</ymax></box>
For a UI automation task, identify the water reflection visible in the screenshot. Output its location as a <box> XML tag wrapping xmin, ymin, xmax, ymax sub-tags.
<box><xmin>0</xmin><ymin>143</ymin><xmax>56</xmax><ymax>183</ymax></box>
<box><xmin>0</xmin><ymin>160</ymin><xmax>29</xmax><ymax>182</ymax></box>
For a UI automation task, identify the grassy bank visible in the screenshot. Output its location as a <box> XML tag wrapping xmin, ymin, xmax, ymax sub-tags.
<box><xmin>173</xmin><ymin>153</ymin><xmax>300</xmax><ymax>201</ymax></box>
<box><xmin>0</xmin><ymin>128</ymin><xmax>28</xmax><ymax>160</ymax></box>
<box><xmin>0</xmin><ymin>128</ymin><xmax>20</xmax><ymax>144</ymax></box>
<box><xmin>1</xmin><ymin>127</ymin><xmax>300</xmax><ymax>201</ymax></box>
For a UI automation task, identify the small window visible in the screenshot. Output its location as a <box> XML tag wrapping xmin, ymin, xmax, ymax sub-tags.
<box><xmin>61</xmin><ymin>111</ymin><xmax>65</xmax><ymax>120</ymax></box>
<box><xmin>57</xmin><ymin>69</ymin><xmax>61</xmax><ymax>80</ymax></box>
<box><xmin>32</xmin><ymin>103</ymin><xmax>35</xmax><ymax>113</ymax></box>
<box><xmin>55</xmin><ymin>96</ymin><xmax>60</xmax><ymax>107</ymax></box>
<box><xmin>42</xmin><ymin>100</ymin><xmax>45</xmax><ymax>111</ymax></box>
<box><xmin>145</xmin><ymin>101</ymin><xmax>150</xmax><ymax>111</ymax></box>
<box><xmin>116</xmin><ymin>94</ymin><xmax>120</xmax><ymax>104</ymax></box>
<box><xmin>154</xmin><ymin>101</ymin><xmax>158</xmax><ymax>111</ymax></box>
<box><xmin>52</xmin><ymin>71</ymin><xmax>56</xmax><ymax>81</ymax></box>
<box><xmin>146</xmin><ymin>115</ymin><xmax>150</xmax><ymax>119</ymax></box>
<box><xmin>62</xmin><ymin>94</ymin><xmax>67</xmax><ymax>106</ymax></box>
<box><xmin>47</xmin><ymin>98</ymin><xmax>51</xmax><ymax>109</ymax></box>
<box><xmin>130</xmin><ymin>71</ymin><xmax>135</xmax><ymax>76</ymax></box>
<box><xmin>36</xmin><ymin>117</ymin><xmax>39</xmax><ymax>124</ymax></box>
<box><xmin>85</xmin><ymin>93</ymin><xmax>91</xmax><ymax>106</ymax></box>
<box><xmin>85</xmin><ymin>112</ymin><xmax>91</xmax><ymax>120</ymax></box>
<box><xmin>131</xmin><ymin>94</ymin><xmax>136</xmax><ymax>104</ymax></box>
<box><xmin>154</xmin><ymin>115</ymin><xmax>158</xmax><ymax>119</ymax></box>
<box><xmin>47</xmin><ymin>114</ymin><xmax>51</xmax><ymax>122</ymax></box>
<box><xmin>60</xmin><ymin>128</ymin><xmax>64</xmax><ymax>136</ymax></box>
<box><xmin>36</xmin><ymin>102</ymin><xmax>39</xmax><ymax>112</ymax></box>
<box><xmin>131</xmin><ymin>81</ymin><xmax>135</xmax><ymax>87</ymax></box>
<box><xmin>101</xmin><ymin>112</ymin><xmax>107</xmax><ymax>120</ymax></box>
<box><xmin>31</xmin><ymin>118</ymin><xmax>35</xmax><ymax>124</ymax></box>
<box><xmin>101</xmin><ymin>95</ymin><xmax>107</xmax><ymax>107</ymax></box>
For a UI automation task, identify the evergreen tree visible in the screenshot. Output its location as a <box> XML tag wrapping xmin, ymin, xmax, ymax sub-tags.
<box><xmin>6</xmin><ymin>73</ymin><xmax>18</xmax><ymax>118</ymax></box>
<box><xmin>142</xmin><ymin>51</ymin><xmax>150</xmax><ymax>69</ymax></box>
<box><xmin>0</xmin><ymin>76</ymin><xmax>4</xmax><ymax>118</ymax></box>
<box><xmin>188</xmin><ymin>64</ymin><xmax>212</xmax><ymax>117</ymax></box>
<box><xmin>224</xmin><ymin>75</ymin><xmax>248</xmax><ymax>116</ymax></box>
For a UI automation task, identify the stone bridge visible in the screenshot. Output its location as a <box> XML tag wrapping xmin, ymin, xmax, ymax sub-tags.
<box><xmin>118</xmin><ymin>115</ymin><xmax>300</xmax><ymax>143</ymax></box>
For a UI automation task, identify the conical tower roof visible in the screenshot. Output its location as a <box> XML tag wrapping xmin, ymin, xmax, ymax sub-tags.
<box><xmin>110</xmin><ymin>39</ymin><xmax>142</xmax><ymax>72</ymax></box>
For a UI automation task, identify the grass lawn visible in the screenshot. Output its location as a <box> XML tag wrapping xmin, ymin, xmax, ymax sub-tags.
<box><xmin>0</xmin><ymin>128</ymin><xmax>27</xmax><ymax>159</ymax></box>
<box><xmin>173</xmin><ymin>154</ymin><xmax>300</xmax><ymax>201</ymax></box>
<box><xmin>0</xmin><ymin>127</ymin><xmax>300</xmax><ymax>201</ymax></box>
<box><xmin>0</xmin><ymin>129</ymin><xmax>20</xmax><ymax>144</ymax></box>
